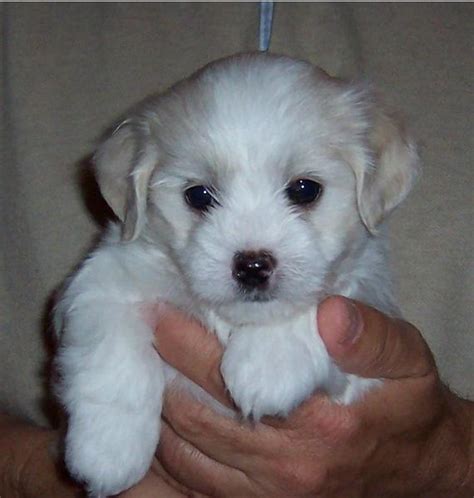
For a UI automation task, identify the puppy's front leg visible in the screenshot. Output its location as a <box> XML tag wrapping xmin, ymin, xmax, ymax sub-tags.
<box><xmin>56</xmin><ymin>302</ymin><xmax>164</xmax><ymax>497</ymax></box>
<box><xmin>220</xmin><ymin>309</ymin><xmax>347</xmax><ymax>420</ymax></box>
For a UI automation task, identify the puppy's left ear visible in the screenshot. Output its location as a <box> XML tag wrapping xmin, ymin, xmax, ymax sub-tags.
<box><xmin>352</xmin><ymin>106</ymin><xmax>420</xmax><ymax>233</ymax></box>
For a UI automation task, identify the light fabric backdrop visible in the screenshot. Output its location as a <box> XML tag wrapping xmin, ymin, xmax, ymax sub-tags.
<box><xmin>0</xmin><ymin>3</ymin><xmax>472</xmax><ymax>427</ymax></box>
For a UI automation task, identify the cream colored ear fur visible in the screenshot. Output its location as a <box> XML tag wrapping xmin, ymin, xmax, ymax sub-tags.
<box><xmin>94</xmin><ymin>123</ymin><xmax>157</xmax><ymax>241</ymax></box>
<box><xmin>357</xmin><ymin>108</ymin><xmax>420</xmax><ymax>232</ymax></box>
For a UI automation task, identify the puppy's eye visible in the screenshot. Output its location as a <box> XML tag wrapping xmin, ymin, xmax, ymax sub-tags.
<box><xmin>286</xmin><ymin>179</ymin><xmax>322</xmax><ymax>205</ymax></box>
<box><xmin>184</xmin><ymin>185</ymin><xmax>216</xmax><ymax>211</ymax></box>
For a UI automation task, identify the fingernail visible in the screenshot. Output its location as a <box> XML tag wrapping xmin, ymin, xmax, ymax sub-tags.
<box><xmin>338</xmin><ymin>299</ymin><xmax>363</xmax><ymax>345</ymax></box>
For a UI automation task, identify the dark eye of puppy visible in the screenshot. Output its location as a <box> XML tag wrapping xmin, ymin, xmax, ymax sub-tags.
<box><xmin>286</xmin><ymin>179</ymin><xmax>322</xmax><ymax>205</ymax></box>
<box><xmin>184</xmin><ymin>185</ymin><xmax>215</xmax><ymax>211</ymax></box>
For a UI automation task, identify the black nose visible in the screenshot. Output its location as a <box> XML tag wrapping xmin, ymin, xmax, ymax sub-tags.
<box><xmin>232</xmin><ymin>251</ymin><xmax>276</xmax><ymax>289</ymax></box>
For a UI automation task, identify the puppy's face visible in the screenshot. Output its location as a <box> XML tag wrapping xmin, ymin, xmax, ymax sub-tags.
<box><xmin>95</xmin><ymin>54</ymin><xmax>419</xmax><ymax>325</ymax></box>
<box><xmin>150</xmin><ymin>113</ymin><xmax>361</xmax><ymax>324</ymax></box>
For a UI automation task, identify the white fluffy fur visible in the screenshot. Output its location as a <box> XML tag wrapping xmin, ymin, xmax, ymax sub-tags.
<box><xmin>54</xmin><ymin>53</ymin><xmax>419</xmax><ymax>496</ymax></box>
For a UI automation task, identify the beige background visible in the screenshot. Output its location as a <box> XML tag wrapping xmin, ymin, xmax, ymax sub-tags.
<box><xmin>0</xmin><ymin>3</ymin><xmax>472</xmax><ymax>427</ymax></box>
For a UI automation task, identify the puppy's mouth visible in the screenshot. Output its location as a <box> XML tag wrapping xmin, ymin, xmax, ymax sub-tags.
<box><xmin>238</xmin><ymin>288</ymin><xmax>276</xmax><ymax>303</ymax></box>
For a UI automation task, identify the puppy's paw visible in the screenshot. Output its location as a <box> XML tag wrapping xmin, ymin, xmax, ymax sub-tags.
<box><xmin>65</xmin><ymin>403</ymin><xmax>160</xmax><ymax>497</ymax></box>
<box><xmin>221</xmin><ymin>329</ymin><xmax>320</xmax><ymax>419</ymax></box>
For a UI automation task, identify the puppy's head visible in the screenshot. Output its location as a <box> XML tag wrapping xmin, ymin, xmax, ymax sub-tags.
<box><xmin>95</xmin><ymin>54</ymin><xmax>419</xmax><ymax>325</ymax></box>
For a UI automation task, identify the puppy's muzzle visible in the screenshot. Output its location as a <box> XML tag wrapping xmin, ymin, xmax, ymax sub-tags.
<box><xmin>232</xmin><ymin>251</ymin><xmax>276</xmax><ymax>290</ymax></box>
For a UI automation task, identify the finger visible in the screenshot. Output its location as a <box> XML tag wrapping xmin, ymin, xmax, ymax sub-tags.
<box><xmin>318</xmin><ymin>296</ymin><xmax>435</xmax><ymax>380</ymax></box>
<box><xmin>163</xmin><ymin>388</ymin><xmax>283</xmax><ymax>471</ymax></box>
<box><xmin>118</xmin><ymin>463</ymin><xmax>187</xmax><ymax>498</ymax></box>
<box><xmin>149</xmin><ymin>458</ymin><xmax>197</xmax><ymax>497</ymax></box>
<box><xmin>153</xmin><ymin>306</ymin><xmax>231</xmax><ymax>406</ymax></box>
<box><xmin>158</xmin><ymin>421</ymin><xmax>253</xmax><ymax>497</ymax></box>
<box><xmin>262</xmin><ymin>391</ymin><xmax>347</xmax><ymax>434</ymax></box>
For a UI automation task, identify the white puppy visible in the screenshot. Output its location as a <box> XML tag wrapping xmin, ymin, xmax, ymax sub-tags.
<box><xmin>54</xmin><ymin>53</ymin><xmax>419</xmax><ymax>496</ymax></box>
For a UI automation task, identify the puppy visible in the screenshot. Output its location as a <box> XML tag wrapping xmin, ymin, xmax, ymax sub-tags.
<box><xmin>54</xmin><ymin>53</ymin><xmax>419</xmax><ymax>496</ymax></box>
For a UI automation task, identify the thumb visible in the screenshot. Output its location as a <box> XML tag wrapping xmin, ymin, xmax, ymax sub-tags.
<box><xmin>317</xmin><ymin>296</ymin><xmax>435</xmax><ymax>380</ymax></box>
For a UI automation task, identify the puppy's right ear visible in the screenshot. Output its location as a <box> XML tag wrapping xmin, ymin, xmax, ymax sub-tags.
<box><xmin>94</xmin><ymin>122</ymin><xmax>158</xmax><ymax>241</ymax></box>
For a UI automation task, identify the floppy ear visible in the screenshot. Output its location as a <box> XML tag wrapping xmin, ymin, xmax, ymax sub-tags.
<box><xmin>353</xmin><ymin>107</ymin><xmax>420</xmax><ymax>233</ymax></box>
<box><xmin>94</xmin><ymin>122</ymin><xmax>158</xmax><ymax>241</ymax></box>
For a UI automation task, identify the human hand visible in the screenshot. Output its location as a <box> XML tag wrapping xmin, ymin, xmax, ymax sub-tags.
<box><xmin>0</xmin><ymin>412</ymin><xmax>192</xmax><ymax>498</ymax></box>
<box><xmin>0</xmin><ymin>413</ymin><xmax>81</xmax><ymax>497</ymax></box>
<box><xmin>154</xmin><ymin>296</ymin><xmax>474</xmax><ymax>497</ymax></box>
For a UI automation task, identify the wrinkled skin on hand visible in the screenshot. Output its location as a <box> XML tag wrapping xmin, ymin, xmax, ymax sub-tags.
<box><xmin>121</xmin><ymin>297</ymin><xmax>473</xmax><ymax>498</ymax></box>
